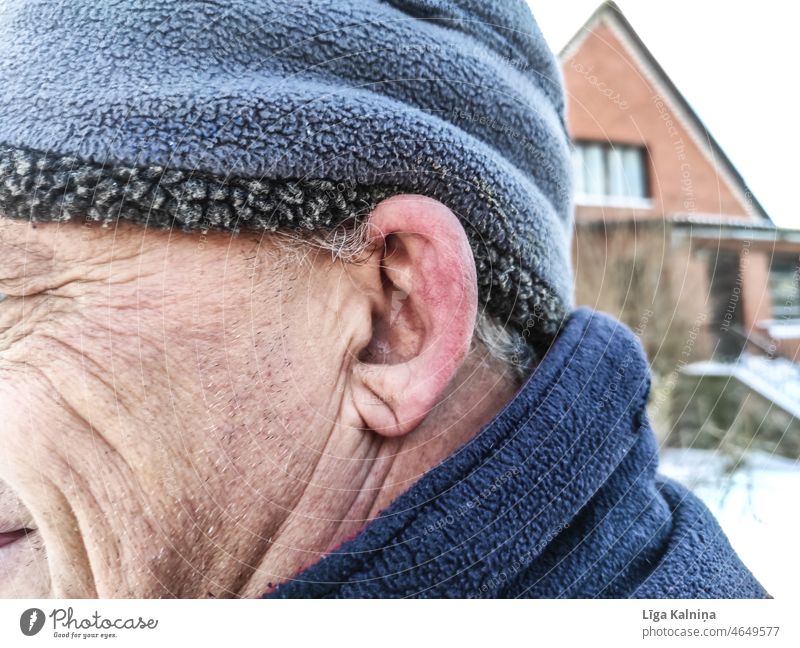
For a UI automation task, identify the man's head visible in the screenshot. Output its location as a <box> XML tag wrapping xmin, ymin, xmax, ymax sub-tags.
<box><xmin>0</xmin><ymin>194</ymin><xmax>525</xmax><ymax>596</ymax></box>
<box><xmin>0</xmin><ymin>0</ymin><xmax>572</xmax><ymax>597</ymax></box>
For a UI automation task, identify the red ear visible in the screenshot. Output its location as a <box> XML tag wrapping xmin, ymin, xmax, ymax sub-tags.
<box><xmin>352</xmin><ymin>194</ymin><xmax>477</xmax><ymax>437</ymax></box>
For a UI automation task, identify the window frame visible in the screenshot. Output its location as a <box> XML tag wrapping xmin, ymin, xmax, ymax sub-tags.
<box><xmin>768</xmin><ymin>254</ymin><xmax>800</xmax><ymax>321</ymax></box>
<box><xmin>572</xmin><ymin>140</ymin><xmax>651</xmax><ymax>208</ymax></box>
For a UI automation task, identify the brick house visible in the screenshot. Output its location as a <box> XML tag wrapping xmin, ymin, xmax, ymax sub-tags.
<box><xmin>559</xmin><ymin>1</ymin><xmax>800</xmax><ymax>370</ymax></box>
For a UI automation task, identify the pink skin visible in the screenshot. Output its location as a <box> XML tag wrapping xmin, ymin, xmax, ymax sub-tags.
<box><xmin>0</xmin><ymin>195</ymin><xmax>518</xmax><ymax>597</ymax></box>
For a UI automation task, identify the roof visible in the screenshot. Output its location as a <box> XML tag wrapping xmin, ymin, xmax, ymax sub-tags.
<box><xmin>559</xmin><ymin>1</ymin><xmax>774</xmax><ymax>225</ymax></box>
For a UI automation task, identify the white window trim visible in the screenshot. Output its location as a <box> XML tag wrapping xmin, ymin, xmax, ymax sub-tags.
<box><xmin>760</xmin><ymin>319</ymin><xmax>800</xmax><ymax>340</ymax></box>
<box><xmin>574</xmin><ymin>193</ymin><xmax>654</xmax><ymax>209</ymax></box>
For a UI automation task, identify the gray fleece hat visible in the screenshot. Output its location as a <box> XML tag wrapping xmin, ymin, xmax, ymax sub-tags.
<box><xmin>0</xmin><ymin>0</ymin><xmax>574</xmax><ymax>353</ymax></box>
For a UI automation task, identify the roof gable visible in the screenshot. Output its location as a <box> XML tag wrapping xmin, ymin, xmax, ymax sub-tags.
<box><xmin>560</xmin><ymin>1</ymin><xmax>773</xmax><ymax>224</ymax></box>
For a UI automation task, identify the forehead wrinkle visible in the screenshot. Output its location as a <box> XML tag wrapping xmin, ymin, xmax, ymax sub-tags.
<box><xmin>0</xmin><ymin>219</ymin><xmax>57</xmax><ymax>258</ymax></box>
<box><xmin>0</xmin><ymin>219</ymin><xmax>61</xmax><ymax>293</ymax></box>
<box><xmin>0</xmin><ymin>218</ymin><xmax>157</xmax><ymax>295</ymax></box>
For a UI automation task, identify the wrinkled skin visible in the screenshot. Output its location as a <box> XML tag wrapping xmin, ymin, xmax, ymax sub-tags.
<box><xmin>0</xmin><ymin>195</ymin><xmax>519</xmax><ymax>597</ymax></box>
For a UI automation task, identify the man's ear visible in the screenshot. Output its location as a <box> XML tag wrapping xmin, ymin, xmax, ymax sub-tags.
<box><xmin>349</xmin><ymin>194</ymin><xmax>478</xmax><ymax>438</ymax></box>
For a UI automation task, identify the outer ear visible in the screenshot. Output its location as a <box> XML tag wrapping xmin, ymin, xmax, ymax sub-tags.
<box><xmin>350</xmin><ymin>194</ymin><xmax>478</xmax><ymax>437</ymax></box>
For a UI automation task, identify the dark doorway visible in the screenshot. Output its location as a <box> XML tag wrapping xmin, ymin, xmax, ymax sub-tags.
<box><xmin>707</xmin><ymin>248</ymin><xmax>745</xmax><ymax>360</ymax></box>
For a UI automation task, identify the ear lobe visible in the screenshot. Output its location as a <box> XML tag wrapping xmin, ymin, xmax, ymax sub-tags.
<box><xmin>351</xmin><ymin>194</ymin><xmax>478</xmax><ymax>437</ymax></box>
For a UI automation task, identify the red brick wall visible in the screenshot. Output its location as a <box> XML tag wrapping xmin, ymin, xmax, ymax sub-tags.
<box><xmin>773</xmin><ymin>338</ymin><xmax>800</xmax><ymax>363</ymax></box>
<box><xmin>561</xmin><ymin>20</ymin><xmax>753</xmax><ymax>222</ymax></box>
<box><xmin>740</xmin><ymin>249</ymin><xmax>774</xmax><ymax>335</ymax></box>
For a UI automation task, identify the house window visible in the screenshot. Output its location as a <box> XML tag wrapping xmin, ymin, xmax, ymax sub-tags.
<box><xmin>769</xmin><ymin>255</ymin><xmax>800</xmax><ymax>320</ymax></box>
<box><xmin>572</xmin><ymin>141</ymin><xmax>649</xmax><ymax>204</ymax></box>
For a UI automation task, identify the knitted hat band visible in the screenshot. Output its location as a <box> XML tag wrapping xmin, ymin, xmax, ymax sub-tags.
<box><xmin>0</xmin><ymin>0</ymin><xmax>574</xmax><ymax>351</ymax></box>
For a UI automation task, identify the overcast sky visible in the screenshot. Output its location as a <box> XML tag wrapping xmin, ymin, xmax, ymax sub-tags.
<box><xmin>528</xmin><ymin>0</ymin><xmax>797</xmax><ymax>229</ymax></box>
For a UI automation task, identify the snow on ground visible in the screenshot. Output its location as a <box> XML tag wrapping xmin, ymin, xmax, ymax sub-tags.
<box><xmin>682</xmin><ymin>354</ymin><xmax>800</xmax><ymax>418</ymax></box>
<box><xmin>659</xmin><ymin>448</ymin><xmax>800</xmax><ymax>598</ymax></box>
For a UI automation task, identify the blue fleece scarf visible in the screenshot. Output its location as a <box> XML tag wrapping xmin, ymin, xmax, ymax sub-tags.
<box><xmin>264</xmin><ymin>308</ymin><xmax>768</xmax><ymax>598</ymax></box>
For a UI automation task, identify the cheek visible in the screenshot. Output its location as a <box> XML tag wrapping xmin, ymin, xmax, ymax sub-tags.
<box><xmin>0</xmin><ymin>369</ymin><xmax>91</xmax><ymax>596</ymax></box>
<box><xmin>0</xmin><ymin>365</ymin><xmax>85</xmax><ymax>497</ymax></box>
<box><xmin>0</xmin><ymin>269</ymin><xmax>350</xmax><ymax>595</ymax></box>
<box><xmin>0</xmin><ymin>340</ymin><xmax>202</xmax><ymax>593</ymax></box>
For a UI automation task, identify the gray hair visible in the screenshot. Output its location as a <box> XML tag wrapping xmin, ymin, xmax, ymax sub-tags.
<box><xmin>0</xmin><ymin>143</ymin><xmax>540</xmax><ymax>381</ymax></box>
<box><xmin>275</xmin><ymin>219</ymin><xmax>537</xmax><ymax>383</ymax></box>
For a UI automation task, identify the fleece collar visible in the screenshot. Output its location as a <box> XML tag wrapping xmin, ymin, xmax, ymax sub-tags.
<box><xmin>264</xmin><ymin>307</ymin><xmax>767</xmax><ymax>598</ymax></box>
